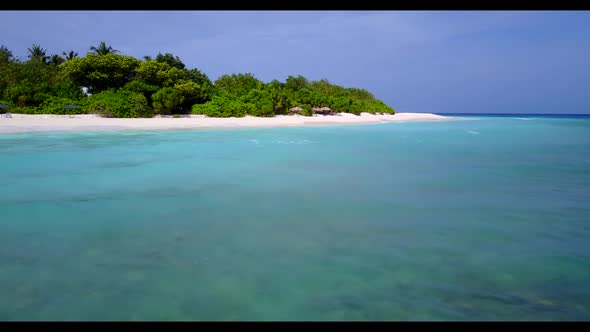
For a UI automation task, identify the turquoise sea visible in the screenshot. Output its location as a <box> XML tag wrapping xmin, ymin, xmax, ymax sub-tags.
<box><xmin>1</xmin><ymin>115</ymin><xmax>589</xmax><ymax>321</ymax></box>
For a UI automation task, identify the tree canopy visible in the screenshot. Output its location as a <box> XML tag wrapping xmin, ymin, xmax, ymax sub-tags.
<box><xmin>90</xmin><ymin>42</ymin><xmax>119</xmax><ymax>56</ymax></box>
<box><xmin>0</xmin><ymin>43</ymin><xmax>395</xmax><ymax>117</ymax></box>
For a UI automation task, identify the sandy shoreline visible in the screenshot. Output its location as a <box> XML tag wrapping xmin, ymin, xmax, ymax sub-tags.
<box><xmin>0</xmin><ymin>112</ymin><xmax>453</xmax><ymax>134</ymax></box>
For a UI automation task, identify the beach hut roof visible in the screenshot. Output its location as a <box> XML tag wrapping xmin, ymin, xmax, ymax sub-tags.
<box><xmin>61</xmin><ymin>104</ymin><xmax>80</xmax><ymax>109</ymax></box>
<box><xmin>289</xmin><ymin>106</ymin><xmax>303</xmax><ymax>112</ymax></box>
<box><xmin>312</xmin><ymin>107</ymin><xmax>333</xmax><ymax>113</ymax></box>
<box><xmin>0</xmin><ymin>104</ymin><xmax>11</xmax><ymax>109</ymax></box>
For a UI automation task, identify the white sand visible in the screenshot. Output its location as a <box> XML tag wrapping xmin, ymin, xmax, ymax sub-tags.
<box><xmin>0</xmin><ymin>112</ymin><xmax>453</xmax><ymax>134</ymax></box>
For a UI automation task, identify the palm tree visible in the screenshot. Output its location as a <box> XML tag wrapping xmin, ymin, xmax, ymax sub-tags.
<box><xmin>0</xmin><ymin>45</ymin><xmax>13</xmax><ymax>58</ymax></box>
<box><xmin>62</xmin><ymin>50</ymin><xmax>78</xmax><ymax>60</ymax></box>
<box><xmin>49</xmin><ymin>54</ymin><xmax>65</xmax><ymax>66</ymax></box>
<box><xmin>27</xmin><ymin>44</ymin><xmax>49</xmax><ymax>63</ymax></box>
<box><xmin>90</xmin><ymin>41</ymin><xmax>118</xmax><ymax>55</ymax></box>
<box><xmin>0</xmin><ymin>45</ymin><xmax>14</xmax><ymax>64</ymax></box>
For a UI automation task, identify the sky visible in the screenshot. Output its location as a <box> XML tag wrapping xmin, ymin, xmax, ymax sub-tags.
<box><xmin>1</xmin><ymin>11</ymin><xmax>589</xmax><ymax>114</ymax></box>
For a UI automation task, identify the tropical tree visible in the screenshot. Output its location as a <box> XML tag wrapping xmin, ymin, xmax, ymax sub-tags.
<box><xmin>134</xmin><ymin>59</ymin><xmax>186</xmax><ymax>87</ymax></box>
<box><xmin>62</xmin><ymin>51</ymin><xmax>78</xmax><ymax>60</ymax></box>
<box><xmin>285</xmin><ymin>75</ymin><xmax>308</xmax><ymax>92</ymax></box>
<box><xmin>61</xmin><ymin>53</ymin><xmax>140</xmax><ymax>93</ymax></box>
<box><xmin>0</xmin><ymin>39</ymin><xmax>396</xmax><ymax>117</ymax></box>
<box><xmin>155</xmin><ymin>52</ymin><xmax>185</xmax><ymax>70</ymax></box>
<box><xmin>27</xmin><ymin>44</ymin><xmax>49</xmax><ymax>63</ymax></box>
<box><xmin>184</xmin><ymin>68</ymin><xmax>212</xmax><ymax>98</ymax></box>
<box><xmin>49</xmin><ymin>54</ymin><xmax>65</xmax><ymax>66</ymax></box>
<box><xmin>90</xmin><ymin>41</ymin><xmax>119</xmax><ymax>55</ymax></box>
<box><xmin>186</xmin><ymin>68</ymin><xmax>212</xmax><ymax>86</ymax></box>
<box><xmin>0</xmin><ymin>46</ymin><xmax>19</xmax><ymax>95</ymax></box>
<box><xmin>173</xmin><ymin>80</ymin><xmax>208</xmax><ymax>110</ymax></box>
<box><xmin>267</xmin><ymin>84</ymin><xmax>289</xmax><ymax>113</ymax></box>
<box><xmin>0</xmin><ymin>45</ymin><xmax>13</xmax><ymax>61</ymax></box>
<box><xmin>214</xmin><ymin>73</ymin><xmax>262</xmax><ymax>98</ymax></box>
<box><xmin>151</xmin><ymin>87</ymin><xmax>184</xmax><ymax>115</ymax></box>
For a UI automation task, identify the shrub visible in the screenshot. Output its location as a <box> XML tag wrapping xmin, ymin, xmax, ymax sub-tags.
<box><xmin>84</xmin><ymin>89</ymin><xmax>153</xmax><ymax>118</ymax></box>
<box><xmin>53</xmin><ymin>81</ymin><xmax>85</xmax><ymax>100</ymax></box>
<box><xmin>152</xmin><ymin>87</ymin><xmax>183</xmax><ymax>115</ymax></box>
<box><xmin>11</xmin><ymin>106</ymin><xmax>39</xmax><ymax>114</ymax></box>
<box><xmin>122</xmin><ymin>80</ymin><xmax>159</xmax><ymax>100</ymax></box>
<box><xmin>192</xmin><ymin>96</ymin><xmax>249</xmax><ymax>118</ymax></box>
<box><xmin>302</xmin><ymin>104</ymin><xmax>313</xmax><ymax>117</ymax></box>
<box><xmin>38</xmin><ymin>96</ymin><xmax>86</xmax><ymax>115</ymax></box>
<box><xmin>240</xmin><ymin>89</ymin><xmax>275</xmax><ymax>117</ymax></box>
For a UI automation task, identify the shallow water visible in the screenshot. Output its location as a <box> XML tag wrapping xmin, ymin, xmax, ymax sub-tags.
<box><xmin>1</xmin><ymin>116</ymin><xmax>589</xmax><ymax>320</ymax></box>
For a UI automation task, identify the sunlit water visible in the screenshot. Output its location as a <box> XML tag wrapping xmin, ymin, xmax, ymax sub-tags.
<box><xmin>1</xmin><ymin>115</ymin><xmax>589</xmax><ymax>320</ymax></box>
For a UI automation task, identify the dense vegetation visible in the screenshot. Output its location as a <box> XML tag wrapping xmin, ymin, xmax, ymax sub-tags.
<box><xmin>0</xmin><ymin>43</ymin><xmax>394</xmax><ymax>117</ymax></box>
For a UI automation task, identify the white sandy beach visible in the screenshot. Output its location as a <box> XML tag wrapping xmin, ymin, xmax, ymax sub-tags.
<box><xmin>0</xmin><ymin>112</ymin><xmax>452</xmax><ymax>134</ymax></box>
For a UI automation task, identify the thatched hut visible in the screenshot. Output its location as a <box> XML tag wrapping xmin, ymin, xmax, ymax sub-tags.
<box><xmin>312</xmin><ymin>107</ymin><xmax>334</xmax><ymax>115</ymax></box>
<box><xmin>289</xmin><ymin>106</ymin><xmax>303</xmax><ymax>114</ymax></box>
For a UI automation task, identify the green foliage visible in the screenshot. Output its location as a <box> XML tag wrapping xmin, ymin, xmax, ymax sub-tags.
<box><xmin>173</xmin><ymin>80</ymin><xmax>208</xmax><ymax>110</ymax></box>
<box><xmin>0</xmin><ymin>100</ymin><xmax>13</xmax><ymax>114</ymax></box>
<box><xmin>49</xmin><ymin>54</ymin><xmax>65</xmax><ymax>66</ymax></box>
<box><xmin>122</xmin><ymin>80</ymin><xmax>159</xmax><ymax>100</ymax></box>
<box><xmin>302</xmin><ymin>105</ymin><xmax>313</xmax><ymax>116</ymax></box>
<box><xmin>192</xmin><ymin>96</ymin><xmax>252</xmax><ymax>118</ymax></box>
<box><xmin>240</xmin><ymin>88</ymin><xmax>274</xmax><ymax>117</ymax></box>
<box><xmin>186</xmin><ymin>68</ymin><xmax>212</xmax><ymax>86</ymax></box>
<box><xmin>266</xmin><ymin>83</ymin><xmax>290</xmax><ymax>114</ymax></box>
<box><xmin>85</xmin><ymin>89</ymin><xmax>152</xmax><ymax>118</ymax></box>
<box><xmin>38</xmin><ymin>97</ymin><xmax>85</xmax><ymax>115</ymax></box>
<box><xmin>0</xmin><ymin>45</ymin><xmax>14</xmax><ymax>63</ymax></box>
<box><xmin>0</xmin><ymin>57</ymin><xmax>81</xmax><ymax>108</ymax></box>
<box><xmin>214</xmin><ymin>73</ymin><xmax>262</xmax><ymax>98</ymax></box>
<box><xmin>62</xmin><ymin>51</ymin><xmax>78</xmax><ymax>61</ymax></box>
<box><xmin>61</xmin><ymin>53</ymin><xmax>140</xmax><ymax>93</ymax></box>
<box><xmin>90</xmin><ymin>42</ymin><xmax>119</xmax><ymax>55</ymax></box>
<box><xmin>291</xmin><ymin>78</ymin><xmax>394</xmax><ymax>115</ymax></box>
<box><xmin>0</xmin><ymin>43</ymin><xmax>394</xmax><ymax>118</ymax></box>
<box><xmin>191</xmin><ymin>87</ymin><xmax>275</xmax><ymax>118</ymax></box>
<box><xmin>11</xmin><ymin>106</ymin><xmax>39</xmax><ymax>114</ymax></box>
<box><xmin>3</xmin><ymin>82</ymin><xmax>49</xmax><ymax>107</ymax></box>
<box><xmin>135</xmin><ymin>60</ymin><xmax>186</xmax><ymax>87</ymax></box>
<box><xmin>155</xmin><ymin>53</ymin><xmax>185</xmax><ymax>70</ymax></box>
<box><xmin>27</xmin><ymin>44</ymin><xmax>49</xmax><ymax>64</ymax></box>
<box><xmin>284</xmin><ymin>75</ymin><xmax>308</xmax><ymax>92</ymax></box>
<box><xmin>152</xmin><ymin>87</ymin><xmax>184</xmax><ymax>115</ymax></box>
<box><xmin>53</xmin><ymin>80</ymin><xmax>85</xmax><ymax>100</ymax></box>
<box><xmin>185</xmin><ymin>69</ymin><xmax>213</xmax><ymax>103</ymax></box>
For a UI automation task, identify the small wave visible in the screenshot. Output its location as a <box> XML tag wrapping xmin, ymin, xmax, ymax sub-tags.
<box><xmin>515</xmin><ymin>118</ymin><xmax>532</xmax><ymax>121</ymax></box>
<box><xmin>248</xmin><ymin>139</ymin><xmax>260</xmax><ymax>144</ymax></box>
<box><xmin>467</xmin><ymin>130</ymin><xmax>480</xmax><ymax>135</ymax></box>
<box><xmin>271</xmin><ymin>139</ymin><xmax>316</xmax><ymax>145</ymax></box>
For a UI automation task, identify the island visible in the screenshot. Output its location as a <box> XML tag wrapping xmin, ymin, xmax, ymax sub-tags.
<box><xmin>0</xmin><ymin>42</ymin><xmax>450</xmax><ymax>133</ymax></box>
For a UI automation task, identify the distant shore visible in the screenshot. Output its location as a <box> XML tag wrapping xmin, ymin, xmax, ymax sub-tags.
<box><xmin>0</xmin><ymin>112</ymin><xmax>453</xmax><ymax>134</ymax></box>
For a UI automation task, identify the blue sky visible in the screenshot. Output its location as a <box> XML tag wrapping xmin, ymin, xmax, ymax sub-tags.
<box><xmin>1</xmin><ymin>11</ymin><xmax>589</xmax><ymax>114</ymax></box>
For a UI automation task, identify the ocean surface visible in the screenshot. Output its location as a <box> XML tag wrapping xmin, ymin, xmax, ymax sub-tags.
<box><xmin>1</xmin><ymin>115</ymin><xmax>589</xmax><ymax>321</ymax></box>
